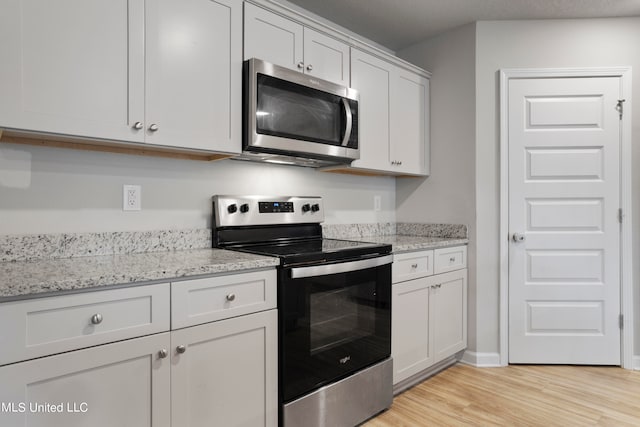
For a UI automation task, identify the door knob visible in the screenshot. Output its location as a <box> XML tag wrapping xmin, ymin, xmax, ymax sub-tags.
<box><xmin>512</xmin><ymin>233</ymin><xmax>526</xmax><ymax>243</ymax></box>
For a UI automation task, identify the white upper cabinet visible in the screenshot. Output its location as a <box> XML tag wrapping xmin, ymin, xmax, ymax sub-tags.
<box><xmin>0</xmin><ymin>0</ymin><xmax>242</xmax><ymax>154</ymax></box>
<box><xmin>145</xmin><ymin>0</ymin><xmax>242</xmax><ymax>152</ymax></box>
<box><xmin>244</xmin><ymin>3</ymin><xmax>350</xmax><ymax>86</ymax></box>
<box><xmin>350</xmin><ymin>49</ymin><xmax>392</xmax><ymax>171</ymax></box>
<box><xmin>390</xmin><ymin>68</ymin><xmax>429</xmax><ymax>175</ymax></box>
<box><xmin>244</xmin><ymin>3</ymin><xmax>303</xmax><ymax>71</ymax></box>
<box><xmin>348</xmin><ymin>48</ymin><xmax>429</xmax><ymax>176</ymax></box>
<box><xmin>303</xmin><ymin>27</ymin><xmax>350</xmax><ymax>86</ymax></box>
<box><xmin>0</xmin><ymin>0</ymin><xmax>144</xmax><ymax>143</ymax></box>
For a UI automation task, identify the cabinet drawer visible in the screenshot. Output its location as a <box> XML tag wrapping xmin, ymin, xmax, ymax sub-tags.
<box><xmin>434</xmin><ymin>246</ymin><xmax>467</xmax><ymax>274</ymax></box>
<box><xmin>392</xmin><ymin>250</ymin><xmax>434</xmax><ymax>283</ymax></box>
<box><xmin>171</xmin><ymin>269</ymin><xmax>277</xmax><ymax>329</ymax></box>
<box><xmin>0</xmin><ymin>283</ymin><xmax>170</xmax><ymax>366</ymax></box>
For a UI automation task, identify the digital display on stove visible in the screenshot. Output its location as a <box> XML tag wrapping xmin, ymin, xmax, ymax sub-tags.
<box><xmin>258</xmin><ymin>201</ymin><xmax>294</xmax><ymax>213</ymax></box>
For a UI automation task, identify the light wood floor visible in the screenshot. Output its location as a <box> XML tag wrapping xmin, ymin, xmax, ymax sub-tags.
<box><xmin>365</xmin><ymin>364</ymin><xmax>640</xmax><ymax>426</ymax></box>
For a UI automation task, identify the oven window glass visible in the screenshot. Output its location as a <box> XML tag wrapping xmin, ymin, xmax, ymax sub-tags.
<box><xmin>257</xmin><ymin>74</ymin><xmax>345</xmax><ymax>146</ymax></box>
<box><xmin>309</xmin><ymin>283</ymin><xmax>376</xmax><ymax>355</ymax></box>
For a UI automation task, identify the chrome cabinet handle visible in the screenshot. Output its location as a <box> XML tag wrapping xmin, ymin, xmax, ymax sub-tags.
<box><xmin>158</xmin><ymin>349</ymin><xmax>168</xmax><ymax>359</ymax></box>
<box><xmin>306</xmin><ymin>64</ymin><xmax>313</xmax><ymax>71</ymax></box>
<box><xmin>449</xmin><ymin>257</ymin><xmax>456</xmax><ymax>263</ymax></box>
<box><xmin>132</xmin><ymin>121</ymin><xmax>143</xmax><ymax>130</ymax></box>
<box><xmin>226</xmin><ymin>293</ymin><xmax>236</xmax><ymax>302</ymax></box>
<box><xmin>148</xmin><ymin>124</ymin><xmax>159</xmax><ymax>132</ymax></box>
<box><xmin>297</xmin><ymin>62</ymin><xmax>304</xmax><ymax>69</ymax></box>
<box><xmin>91</xmin><ymin>313</ymin><xmax>103</xmax><ymax>325</ymax></box>
<box><xmin>176</xmin><ymin>345</ymin><xmax>186</xmax><ymax>354</ymax></box>
<box><xmin>411</xmin><ymin>263</ymin><xmax>418</xmax><ymax>269</ymax></box>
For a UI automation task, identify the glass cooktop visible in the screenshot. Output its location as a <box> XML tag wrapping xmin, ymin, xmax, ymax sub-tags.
<box><xmin>230</xmin><ymin>238</ymin><xmax>391</xmax><ymax>266</ymax></box>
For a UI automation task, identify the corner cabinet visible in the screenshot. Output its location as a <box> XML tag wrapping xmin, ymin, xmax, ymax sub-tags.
<box><xmin>0</xmin><ymin>0</ymin><xmax>242</xmax><ymax>154</ymax></box>
<box><xmin>0</xmin><ymin>269</ymin><xmax>278</xmax><ymax>427</ymax></box>
<box><xmin>392</xmin><ymin>247</ymin><xmax>467</xmax><ymax>386</ymax></box>
<box><xmin>346</xmin><ymin>48</ymin><xmax>430</xmax><ymax>176</ymax></box>
<box><xmin>244</xmin><ymin>3</ymin><xmax>350</xmax><ymax>86</ymax></box>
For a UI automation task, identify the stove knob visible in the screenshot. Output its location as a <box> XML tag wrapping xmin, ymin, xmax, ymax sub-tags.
<box><xmin>240</xmin><ymin>203</ymin><xmax>249</xmax><ymax>213</ymax></box>
<box><xmin>301</xmin><ymin>204</ymin><xmax>311</xmax><ymax>212</ymax></box>
<box><xmin>311</xmin><ymin>204</ymin><xmax>320</xmax><ymax>212</ymax></box>
<box><xmin>227</xmin><ymin>204</ymin><xmax>237</xmax><ymax>214</ymax></box>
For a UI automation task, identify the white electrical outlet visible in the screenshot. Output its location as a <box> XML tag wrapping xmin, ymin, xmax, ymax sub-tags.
<box><xmin>123</xmin><ymin>185</ymin><xmax>141</xmax><ymax>211</ymax></box>
<box><xmin>374</xmin><ymin>195</ymin><xmax>381</xmax><ymax>212</ymax></box>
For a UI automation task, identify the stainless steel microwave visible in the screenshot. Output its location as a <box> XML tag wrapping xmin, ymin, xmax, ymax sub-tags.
<box><xmin>242</xmin><ymin>58</ymin><xmax>359</xmax><ymax>167</ymax></box>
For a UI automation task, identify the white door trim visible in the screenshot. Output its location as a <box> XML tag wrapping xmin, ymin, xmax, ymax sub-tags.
<box><xmin>499</xmin><ymin>67</ymin><xmax>633</xmax><ymax>368</ymax></box>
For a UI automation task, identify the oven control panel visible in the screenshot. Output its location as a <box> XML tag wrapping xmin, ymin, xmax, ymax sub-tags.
<box><xmin>213</xmin><ymin>195</ymin><xmax>324</xmax><ymax>227</ymax></box>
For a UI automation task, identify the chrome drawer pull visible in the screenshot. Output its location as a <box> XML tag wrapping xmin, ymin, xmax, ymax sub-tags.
<box><xmin>411</xmin><ymin>263</ymin><xmax>418</xmax><ymax>269</ymax></box>
<box><xmin>450</xmin><ymin>257</ymin><xmax>456</xmax><ymax>263</ymax></box>
<box><xmin>91</xmin><ymin>313</ymin><xmax>103</xmax><ymax>325</ymax></box>
<box><xmin>158</xmin><ymin>349</ymin><xmax>168</xmax><ymax>359</ymax></box>
<box><xmin>176</xmin><ymin>345</ymin><xmax>186</xmax><ymax>354</ymax></box>
<box><xmin>226</xmin><ymin>293</ymin><xmax>236</xmax><ymax>302</ymax></box>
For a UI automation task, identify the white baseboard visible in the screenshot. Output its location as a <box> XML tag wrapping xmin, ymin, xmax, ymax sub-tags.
<box><xmin>633</xmin><ymin>356</ymin><xmax>640</xmax><ymax>370</ymax></box>
<box><xmin>460</xmin><ymin>351</ymin><xmax>502</xmax><ymax>367</ymax></box>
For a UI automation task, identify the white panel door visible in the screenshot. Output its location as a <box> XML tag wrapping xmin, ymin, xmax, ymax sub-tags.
<box><xmin>0</xmin><ymin>333</ymin><xmax>170</xmax><ymax>427</ymax></box>
<box><xmin>145</xmin><ymin>0</ymin><xmax>242</xmax><ymax>152</ymax></box>
<box><xmin>508</xmin><ymin>76</ymin><xmax>621</xmax><ymax>364</ymax></box>
<box><xmin>0</xmin><ymin>0</ymin><xmax>145</xmax><ymax>142</ymax></box>
<box><xmin>350</xmin><ymin>48</ymin><xmax>392</xmax><ymax>171</ymax></box>
<box><xmin>244</xmin><ymin>3</ymin><xmax>303</xmax><ymax>71</ymax></box>
<box><xmin>303</xmin><ymin>28</ymin><xmax>350</xmax><ymax>86</ymax></box>
<box><xmin>171</xmin><ymin>310</ymin><xmax>278</xmax><ymax>427</ymax></box>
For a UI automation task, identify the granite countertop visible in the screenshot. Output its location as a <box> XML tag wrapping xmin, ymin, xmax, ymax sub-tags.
<box><xmin>0</xmin><ymin>249</ymin><xmax>279</xmax><ymax>301</ymax></box>
<box><xmin>347</xmin><ymin>235</ymin><xmax>468</xmax><ymax>253</ymax></box>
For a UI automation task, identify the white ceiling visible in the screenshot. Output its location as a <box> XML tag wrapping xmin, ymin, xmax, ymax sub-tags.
<box><xmin>285</xmin><ymin>0</ymin><xmax>640</xmax><ymax>50</ymax></box>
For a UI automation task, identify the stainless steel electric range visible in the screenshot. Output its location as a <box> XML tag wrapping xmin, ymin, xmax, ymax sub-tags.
<box><xmin>212</xmin><ymin>195</ymin><xmax>393</xmax><ymax>427</ymax></box>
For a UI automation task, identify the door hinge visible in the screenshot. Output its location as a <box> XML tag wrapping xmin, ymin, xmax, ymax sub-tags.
<box><xmin>616</xmin><ymin>99</ymin><xmax>626</xmax><ymax>120</ymax></box>
<box><xmin>618</xmin><ymin>208</ymin><xmax>623</xmax><ymax>224</ymax></box>
<box><xmin>619</xmin><ymin>314</ymin><xmax>624</xmax><ymax>329</ymax></box>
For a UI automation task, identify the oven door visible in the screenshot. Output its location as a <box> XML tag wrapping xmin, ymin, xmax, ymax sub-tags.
<box><xmin>279</xmin><ymin>255</ymin><xmax>392</xmax><ymax>403</ymax></box>
<box><xmin>245</xmin><ymin>58</ymin><xmax>359</xmax><ymax>162</ymax></box>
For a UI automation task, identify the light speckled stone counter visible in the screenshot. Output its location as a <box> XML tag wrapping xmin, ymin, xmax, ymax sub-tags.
<box><xmin>346</xmin><ymin>235</ymin><xmax>468</xmax><ymax>253</ymax></box>
<box><xmin>0</xmin><ymin>249</ymin><xmax>278</xmax><ymax>301</ymax></box>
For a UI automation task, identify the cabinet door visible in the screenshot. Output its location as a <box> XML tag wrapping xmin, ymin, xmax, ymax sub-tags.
<box><xmin>145</xmin><ymin>0</ymin><xmax>242</xmax><ymax>153</ymax></box>
<box><xmin>432</xmin><ymin>269</ymin><xmax>467</xmax><ymax>363</ymax></box>
<box><xmin>392</xmin><ymin>277</ymin><xmax>434</xmax><ymax>385</ymax></box>
<box><xmin>0</xmin><ymin>0</ymin><xmax>144</xmax><ymax>142</ymax></box>
<box><xmin>171</xmin><ymin>310</ymin><xmax>277</xmax><ymax>427</ymax></box>
<box><xmin>303</xmin><ymin>28</ymin><xmax>350</xmax><ymax>86</ymax></box>
<box><xmin>350</xmin><ymin>48</ymin><xmax>392</xmax><ymax>172</ymax></box>
<box><xmin>244</xmin><ymin>3</ymin><xmax>303</xmax><ymax>71</ymax></box>
<box><xmin>390</xmin><ymin>68</ymin><xmax>429</xmax><ymax>175</ymax></box>
<box><xmin>0</xmin><ymin>333</ymin><xmax>170</xmax><ymax>427</ymax></box>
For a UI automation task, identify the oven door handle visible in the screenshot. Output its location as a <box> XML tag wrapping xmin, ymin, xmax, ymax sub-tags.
<box><xmin>290</xmin><ymin>255</ymin><xmax>393</xmax><ymax>279</ymax></box>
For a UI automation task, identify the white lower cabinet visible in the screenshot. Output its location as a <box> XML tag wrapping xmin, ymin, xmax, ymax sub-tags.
<box><xmin>0</xmin><ymin>270</ymin><xmax>278</xmax><ymax>427</ymax></box>
<box><xmin>0</xmin><ymin>332</ymin><xmax>171</xmax><ymax>427</ymax></box>
<box><xmin>171</xmin><ymin>310</ymin><xmax>277</xmax><ymax>427</ymax></box>
<box><xmin>392</xmin><ymin>247</ymin><xmax>467</xmax><ymax>385</ymax></box>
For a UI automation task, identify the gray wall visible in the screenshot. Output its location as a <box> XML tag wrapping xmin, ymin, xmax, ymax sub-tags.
<box><xmin>397</xmin><ymin>23</ymin><xmax>477</xmax><ymax>350</ymax></box>
<box><xmin>0</xmin><ymin>143</ymin><xmax>395</xmax><ymax>234</ymax></box>
<box><xmin>475</xmin><ymin>17</ymin><xmax>640</xmax><ymax>357</ymax></box>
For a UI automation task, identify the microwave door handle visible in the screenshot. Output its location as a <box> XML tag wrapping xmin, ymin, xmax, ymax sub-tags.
<box><xmin>341</xmin><ymin>98</ymin><xmax>353</xmax><ymax>147</ymax></box>
<box><xmin>290</xmin><ymin>255</ymin><xmax>393</xmax><ymax>279</ymax></box>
